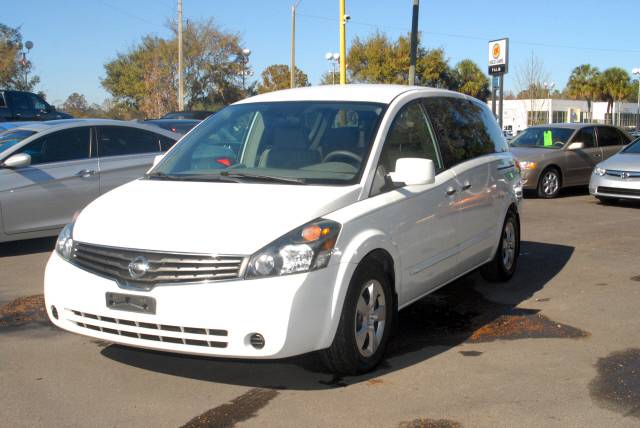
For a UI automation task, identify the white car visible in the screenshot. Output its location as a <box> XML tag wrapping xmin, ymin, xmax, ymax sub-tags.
<box><xmin>590</xmin><ymin>137</ymin><xmax>640</xmax><ymax>202</ymax></box>
<box><xmin>45</xmin><ymin>85</ymin><xmax>522</xmax><ymax>374</ymax></box>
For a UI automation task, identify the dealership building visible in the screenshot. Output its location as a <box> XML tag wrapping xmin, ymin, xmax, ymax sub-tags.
<box><xmin>490</xmin><ymin>99</ymin><xmax>639</xmax><ymax>133</ymax></box>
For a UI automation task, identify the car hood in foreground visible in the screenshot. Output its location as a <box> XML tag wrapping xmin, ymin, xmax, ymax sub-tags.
<box><xmin>509</xmin><ymin>146</ymin><xmax>564</xmax><ymax>162</ymax></box>
<box><xmin>73</xmin><ymin>179</ymin><xmax>360</xmax><ymax>255</ymax></box>
<box><xmin>598</xmin><ymin>153</ymin><xmax>640</xmax><ymax>171</ymax></box>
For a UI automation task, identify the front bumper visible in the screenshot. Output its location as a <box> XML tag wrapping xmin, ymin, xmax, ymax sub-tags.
<box><xmin>44</xmin><ymin>251</ymin><xmax>344</xmax><ymax>359</ymax></box>
<box><xmin>589</xmin><ymin>174</ymin><xmax>640</xmax><ymax>200</ymax></box>
<box><xmin>519</xmin><ymin>168</ymin><xmax>540</xmax><ymax>189</ymax></box>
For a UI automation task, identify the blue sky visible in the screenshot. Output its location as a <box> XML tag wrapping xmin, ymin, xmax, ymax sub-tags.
<box><xmin>5</xmin><ymin>0</ymin><xmax>640</xmax><ymax>106</ymax></box>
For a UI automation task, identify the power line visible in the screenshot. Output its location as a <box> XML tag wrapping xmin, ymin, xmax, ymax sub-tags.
<box><xmin>99</xmin><ymin>1</ymin><xmax>166</xmax><ymax>29</ymax></box>
<box><xmin>297</xmin><ymin>12</ymin><xmax>640</xmax><ymax>54</ymax></box>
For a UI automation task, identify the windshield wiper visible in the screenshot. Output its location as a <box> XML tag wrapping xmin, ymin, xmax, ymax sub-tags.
<box><xmin>145</xmin><ymin>172</ymin><xmax>240</xmax><ymax>182</ymax></box>
<box><xmin>220</xmin><ymin>170</ymin><xmax>306</xmax><ymax>184</ymax></box>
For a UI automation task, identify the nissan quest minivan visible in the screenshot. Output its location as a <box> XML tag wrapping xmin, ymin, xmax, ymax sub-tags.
<box><xmin>45</xmin><ymin>85</ymin><xmax>522</xmax><ymax>374</ymax></box>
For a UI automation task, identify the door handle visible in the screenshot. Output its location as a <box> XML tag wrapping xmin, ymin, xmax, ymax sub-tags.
<box><xmin>592</xmin><ymin>153</ymin><xmax>602</xmax><ymax>157</ymax></box>
<box><xmin>76</xmin><ymin>169</ymin><xmax>96</xmax><ymax>178</ymax></box>
<box><xmin>461</xmin><ymin>181</ymin><xmax>472</xmax><ymax>191</ymax></box>
<box><xmin>446</xmin><ymin>186</ymin><xmax>457</xmax><ymax>196</ymax></box>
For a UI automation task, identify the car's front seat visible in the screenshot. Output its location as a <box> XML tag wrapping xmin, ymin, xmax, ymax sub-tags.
<box><xmin>258</xmin><ymin>127</ymin><xmax>321</xmax><ymax>169</ymax></box>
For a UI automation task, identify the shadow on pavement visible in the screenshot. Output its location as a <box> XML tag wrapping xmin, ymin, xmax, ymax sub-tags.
<box><xmin>101</xmin><ymin>240</ymin><xmax>578</xmax><ymax>391</ymax></box>
<box><xmin>0</xmin><ymin>237</ymin><xmax>55</xmax><ymax>258</ymax></box>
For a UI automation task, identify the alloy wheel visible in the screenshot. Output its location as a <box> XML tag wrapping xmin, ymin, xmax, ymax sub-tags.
<box><xmin>354</xmin><ymin>280</ymin><xmax>386</xmax><ymax>358</ymax></box>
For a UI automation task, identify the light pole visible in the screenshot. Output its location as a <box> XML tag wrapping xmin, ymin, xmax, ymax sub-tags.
<box><xmin>291</xmin><ymin>0</ymin><xmax>302</xmax><ymax>88</ymax></box>
<box><xmin>633</xmin><ymin>68</ymin><xmax>640</xmax><ymax>131</ymax></box>
<box><xmin>325</xmin><ymin>52</ymin><xmax>339</xmax><ymax>84</ymax></box>
<box><xmin>339</xmin><ymin>0</ymin><xmax>349</xmax><ymax>85</ymax></box>
<box><xmin>20</xmin><ymin>40</ymin><xmax>34</xmax><ymax>89</ymax></box>
<box><xmin>544</xmin><ymin>82</ymin><xmax>555</xmax><ymax>124</ymax></box>
<box><xmin>240</xmin><ymin>48</ymin><xmax>251</xmax><ymax>91</ymax></box>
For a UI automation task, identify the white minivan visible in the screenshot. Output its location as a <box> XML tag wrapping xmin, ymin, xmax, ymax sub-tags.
<box><xmin>45</xmin><ymin>85</ymin><xmax>522</xmax><ymax>374</ymax></box>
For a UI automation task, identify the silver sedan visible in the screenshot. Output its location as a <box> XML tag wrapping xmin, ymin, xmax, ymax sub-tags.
<box><xmin>0</xmin><ymin>119</ymin><xmax>179</xmax><ymax>242</ymax></box>
<box><xmin>590</xmin><ymin>137</ymin><xmax>640</xmax><ymax>202</ymax></box>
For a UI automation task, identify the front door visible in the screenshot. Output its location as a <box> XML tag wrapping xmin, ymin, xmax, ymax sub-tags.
<box><xmin>370</xmin><ymin>101</ymin><xmax>458</xmax><ymax>305</ymax></box>
<box><xmin>564</xmin><ymin>126</ymin><xmax>601</xmax><ymax>186</ymax></box>
<box><xmin>0</xmin><ymin>126</ymin><xmax>98</xmax><ymax>234</ymax></box>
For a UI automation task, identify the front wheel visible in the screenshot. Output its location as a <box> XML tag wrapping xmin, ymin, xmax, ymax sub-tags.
<box><xmin>537</xmin><ymin>168</ymin><xmax>561</xmax><ymax>198</ymax></box>
<box><xmin>319</xmin><ymin>261</ymin><xmax>394</xmax><ymax>375</ymax></box>
<box><xmin>481</xmin><ymin>210</ymin><xmax>520</xmax><ymax>282</ymax></box>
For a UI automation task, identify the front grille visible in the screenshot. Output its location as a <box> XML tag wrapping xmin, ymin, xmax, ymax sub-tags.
<box><xmin>597</xmin><ymin>186</ymin><xmax>640</xmax><ymax>196</ymax></box>
<box><xmin>68</xmin><ymin>309</ymin><xmax>228</xmax><ymax>348</ymax></box>
<box><xmin>72</xmin><ymin>242</ymin><xmax>246</xmax><ymax>287</ymax></box>
<box><xmin>605</xmin><ymin>170</ymin><xmax>640</xmax><ymax>178</ymax></box>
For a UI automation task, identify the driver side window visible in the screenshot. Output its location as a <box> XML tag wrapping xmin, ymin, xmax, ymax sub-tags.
<box><xmin>371</xmin><ymin>102</ymin><xmax>442</xmax><ymax>196</ymax></box>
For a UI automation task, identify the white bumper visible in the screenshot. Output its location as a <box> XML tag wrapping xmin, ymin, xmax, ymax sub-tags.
<box><xmin>589</xmin><ymin>174</ymin><xmax>640</xmax><ymax>200</ymax></box>
<box><xmin>44</xmin><ymin>251</ymin><xmax>346</xmax><ymax>359</ymax></box>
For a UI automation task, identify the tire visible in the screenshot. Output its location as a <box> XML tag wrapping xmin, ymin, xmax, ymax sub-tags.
<box><xmin>596</xmin><ymin>196</ymin><xmax>617</xmax><ymax>205</ymax></box>
<box><xmin>537</xmin><ymin>167</ymin><xmax>561</xmax><ymax>198</ymax></box>
<box><xmin>319</xmin><ymin>260</ymin><xmax>394</xmax><ymax>375</ymax></box>
<box><xmin>481</xmin><ymin>210</ymin><xmax>520</xmax><ymax>282</ymax></box>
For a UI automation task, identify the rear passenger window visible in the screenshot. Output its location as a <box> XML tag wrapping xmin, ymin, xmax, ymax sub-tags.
<box><xmin>422</xmin><ymin>97</ymin><xmax>496</xmax><ymax>167</ymax></box>
<box><xmin>97</xmin><ymin>127</ymin><xmax>160</xmax><ymax>157</ymax></box>
<box><xmin>160</xmin><ymin>135</ymin><xmax>177</xmax><ymax>152</ymax></box>
<box><xmin>16</xmin><ymin>127</ymin><xmax>90</xmax><ymax>165</ymax></box>
<box><xmin>597</xmin><ymin>127</ymin><xmax>622</xmax><ymax>147</ymax></box>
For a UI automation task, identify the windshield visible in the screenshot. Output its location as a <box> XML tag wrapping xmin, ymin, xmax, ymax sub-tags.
<box><xmin>622</xmin><ymin>137</ymin><xmax>640</xmax><ymax>154</ymax></box>
<box><xmin>510</xmin><ymin>127</ymin><xmax>575</xmax><ymax>149</ymax></box>
<box><xmin>0</xmin><ymin>129</ymin><xmax>36</xmax><ymax>153</ymax></box>
<box><xmin>150</xmin><ymin>101</ymin><xmax>385</xmax><ymax>185</ymax></box>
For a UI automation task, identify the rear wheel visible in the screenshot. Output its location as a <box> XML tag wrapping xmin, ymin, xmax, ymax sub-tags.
<box><xmin>481</xmin><ymin>210</ymin><xmax>520</xmax><ymax>282</ymax></box>
<box><xmin>320</xmin><ymin>261</ymin><xmax>394</xmax><ymax>375</ymax></box>
<box><xmin>537</xmin><ymin>167</ymin><xmax>561</xmax><ymax>198</ymax></box>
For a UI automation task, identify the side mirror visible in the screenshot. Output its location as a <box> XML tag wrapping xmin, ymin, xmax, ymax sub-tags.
<box><xmin>152</xmin><ymin>154</ymin><xmax>164</xmax><ymax>167</ymax></box>
<box><xmin>2</xmin><ymin>153</ymin><xmax>31</xmax><ymax>169</ymax></box>
<box><xmin>48</xmin><ymin>104</ymin><xmax>56</xmax><ymax>112</ymax></box>
<box><xmin>567</xmin><ymin>142</ymin><xmax>585</xmax><ymax>150</ymax></box>
<box><xmin>388</xmin><ymin>158</ymin><xmax>435</xmax><ymax>186</ymax></box>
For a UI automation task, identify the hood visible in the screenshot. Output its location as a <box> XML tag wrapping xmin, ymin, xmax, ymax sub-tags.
<box><xmin>599</xmin><ymin>152</ymin><xmax>640</xmax><ymax>171</ymax></box>
<box><xmin>74</xmin><ymin>179</ymin><xmax>361</xmax><ymax>255</ymax></box>
<box><xmin>510</xmin><ymin>147</ymin><xmax>564</xmax><ymax>162</ymax></box>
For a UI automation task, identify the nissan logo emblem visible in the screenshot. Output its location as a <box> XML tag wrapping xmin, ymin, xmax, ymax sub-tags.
<box><xmin>128</xmin><ymin>256</ymin><xmax>150</xmax><ymax>279</ymax></box>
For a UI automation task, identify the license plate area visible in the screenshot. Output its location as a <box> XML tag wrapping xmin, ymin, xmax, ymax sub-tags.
<box><xmin>106</xmin><ymin>292</ymin><xmax>156</xmax><ymax>315</ymax></box>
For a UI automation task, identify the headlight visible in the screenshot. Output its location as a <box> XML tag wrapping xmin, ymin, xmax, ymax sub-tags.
<box><xmin>246</xmin><ymin>219</ymin><xmax>341</xmax><ymax>278</ymax></box>
<box><xmin>56</xmin><ymin>223</ymin><xmax>75</xmax><ymax>261</ymax></box>
<box><xmin>593</xmin><ymin>166</ymin><xmax>606</xmax><ymax>176</ymax></box>
<box><xmin>519</xmin><ymin>161</ymin><xmax>537</xmax><ymax>170</ymax></box>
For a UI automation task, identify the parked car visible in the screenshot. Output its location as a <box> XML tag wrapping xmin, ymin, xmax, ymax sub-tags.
<box><xmin>145</xmin><ymin>118</ymin><xmax>200</xmax><ymax>135</ymax></box>
<box><xmin>590</xmin><ymin>137</ymin><xmax>640</xmax><ymax>202</ymax></box>
<box><xmin>0</xmin><ymin>119</ymin><xmax>179</xmax><ymax>242</ymax></box>
<box><xmin>0</xmin><ymin>90</ymin><xmax>72</xmax><ymax>121</ymax></box>
<box><xmin>44</xmin><ymin>85</ymin><xmax>521</xmax><ymax>375</ymax></box>
<box><xmin>510</xmin><ymin>123</ymin><xmax>632</xmax><ymax>198</ymax></box>
<box><xmin>161</xmin><ymin>110</ymin><xmax>215</xmax><ymax>120</ymax></box>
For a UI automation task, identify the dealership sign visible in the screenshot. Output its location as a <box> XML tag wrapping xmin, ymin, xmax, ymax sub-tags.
<box><xmin>488</xmin><ymin>38</ymin><xmax>509</xmax><ymax>75</ymax></box>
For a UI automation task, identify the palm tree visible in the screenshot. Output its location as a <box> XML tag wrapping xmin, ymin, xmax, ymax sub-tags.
<box><xmin>566</xmin><ymin>64</ymin><xmax>600</xmax><ymax>121</ymax></box>
<box><xmin>600</xmin><ymin>68</ymin><xmax>632</xmax><ymax>126</ymax></box>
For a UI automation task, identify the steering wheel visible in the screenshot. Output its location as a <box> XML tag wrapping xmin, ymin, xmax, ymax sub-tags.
<box><xmin>323</xmin><ymin>150</ymin><xmax>362</xmax><ymax>165</ymax></box>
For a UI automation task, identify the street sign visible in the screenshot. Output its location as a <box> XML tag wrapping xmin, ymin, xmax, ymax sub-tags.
<box><xmin>492</xmin><ymin>75</ymin><xmax>499</xmax><ymax>88</ymax></box>
<box><xmin>488</xmin><ymin>38</ymin><xmax>509</xmax><ymax>75</ymax></box>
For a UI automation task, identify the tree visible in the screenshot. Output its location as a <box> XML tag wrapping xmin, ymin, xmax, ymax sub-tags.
<box><xmin>599</xmin><ymin>67</ymin><xmax>632</xmax><ymax>126</ymax></box>
<box><xmin>0</xmin><ymin>23</ymin><xmax>40</xmax><ymax>91</ymax></box>
<box><xmin>515</xmin><ymin>53</ymin><xmax>550</xmax><ymax>125</ymax></box>
<box><xmin>102</xmin><ymin>19</ymin><xmax>249</xmax><ymax>118</ymax></box>
<box><xmin>256</xmin><ymin>64</ymin><xmax>309</xmax><ymax>93</ymax></box>
<box><xmin>565</xmin><ymin>64</ymin><xmax>600</xmax><ymax>121</ymax></box>
<box><xmin>319</xmin><ymin>70</ymin><xmax>338</xmax><ymax>85</ymax></box>
<box><xmin>452</xmin><ymin>59</ymin><xmax>490</xmax><ymax>101</ymax></box>
<box><xmin>347</xmin><ymin>32</ymin><xmax>455</xmax><ymax>88</ymax></box>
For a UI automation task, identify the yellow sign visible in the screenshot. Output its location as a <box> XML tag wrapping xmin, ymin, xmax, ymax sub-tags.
<box><xmin>492</xmin><ymin>43</ymin><xmax>500</xmax><ymax>59</ymax></box>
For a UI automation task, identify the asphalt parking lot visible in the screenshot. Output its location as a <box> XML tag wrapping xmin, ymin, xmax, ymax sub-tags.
<box><xmin>1</xmin><ymin>189</ymin><xmax>640</xmax><ymax>428</ymax></box>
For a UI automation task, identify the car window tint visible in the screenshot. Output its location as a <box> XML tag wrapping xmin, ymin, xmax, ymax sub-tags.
<box><xmin>0</xmin><ymin>94</ymin><xmax>6</xmax><ymax>108</ymax></box>
<box><xmin>17</xmin><ymin>127</ymin><xmax>90</xmax><ymax>165</ymax></box>
<box><xmin>572</xmin><ymin>127</ymin><xmax>595</xmax><ymax>148</ymax></box>
<box><xmin>478</xmin><ymin>103</ymin><xmax>509</xmax><ymax>153</ymax></box>
<box><xmin>8</xmin><ymin>92</ymin><xmax>32</xmax><ymax>112</ymax></box>
<box><xmin>597</xmin><ymin>127</ymin><xmax>622</xmax><ymax>147</ymax></box>
<box><xmin>29</xmin><ymin>94</ymin><xmax>47</xmax><ymax>111</ymax></box>
<box><xmin>160</xmin><ymin>135</ymin><xmax>177</xmax><ymax>151</ymax></box>
<box><xmin>422</xmin><ymin>97</ymin><xmax>495</xmax><ymax>167</ymax></box>
<box><xmin>97</xmin><ymin>126</ymin><xmax>160</xmax><ymax>157</ymax></box>
<box><xmin>371</xmin><ymin>102</ymin><xmax>442</xmax><ymax>196</ymax></box>
<box><xmin>617</xmin><ymin>129</ymin><xmax>631</xmax><ymax>144</ymax></box>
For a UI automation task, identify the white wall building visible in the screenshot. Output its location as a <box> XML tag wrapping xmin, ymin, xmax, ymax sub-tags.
<box><xmin>489</xmin><ymin>99</ymin><xmax>639</xmax><ymax>133</ymax></box>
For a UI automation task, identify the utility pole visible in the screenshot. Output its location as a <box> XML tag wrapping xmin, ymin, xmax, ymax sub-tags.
<box><xmin>291</xmin><ymin>1</ymin><xmax>301</xmax><ymax>89</ymax></box>
<box><xmin>177</xmin><ymin>0</ymin><xmax>184</xmax><ymax>110</ymax></box>
<box><xmin>408</xmin><ymin>0</ymin><xmax>419</xmax><ymax>85</ymax></box>
<box><xmin>339</xmin><ymin>0</ymin><xmax>347</xmax><ymax>85</ymax></box>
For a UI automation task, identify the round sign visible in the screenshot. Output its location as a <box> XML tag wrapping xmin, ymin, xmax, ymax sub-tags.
<box><xmin>492</xmin><ymin>43</ymin><xmax>501</xmax><ymax>59</ymax></box>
